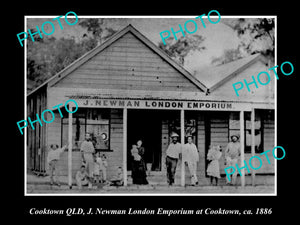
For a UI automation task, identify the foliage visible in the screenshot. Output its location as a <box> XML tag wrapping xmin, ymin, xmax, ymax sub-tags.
<box><xmin>158</xmin><ymin>35</ymin><xmax>206</xmax><ymax>66</ymax></box>
<box><xmin>212</xmin><ymin>18</ymin><xmax>275</xmax><ymax>65</ymax></box>
<box><xmin>27</xmin><ymin>36</ymin><xmax>97</xmax><ymax>91</ymax></box>
<box><xmin>27</xmin><ymin>19</ymin><xmax>118</xmax><ymax>93</ymax></box>
<box><xmin>79</xmin><ymin>19</ymin><xmax>118</xmax><ymax>45</ymax></box>
<box><xmin>211</xmin><ymin>48</ymin><xmax>242</xmax><ymax>66</ymax></box>
<box><xmin>233</xmin><ymin>18</ymin><xmax>275</xmax><ymax>57</ymax></box>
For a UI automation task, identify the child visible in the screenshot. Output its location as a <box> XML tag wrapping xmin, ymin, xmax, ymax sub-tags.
<box><xmin>76</xmin><ymin>165</ymin><xmax>89</xmax><ymax>189</ymax></box>
<box><xmin>110</xmin><ymin>166</ymin><xmax>124</xmax><ymax>186</ymax></box>
<box><xmin>93</xmin><ymin>151</ymin><xmax>103</xmax><ymax>184</ymax></box>
<box><xmin>47</xmin><ymin>144</ymin><xmax>67</xmax><ymax>186</ymax></box>
<box><xmin>131</xmin><ymin>145</ymin><xmax>141</xmax><ymax>161</ymax></box>
<box><xmin>101</xmin><ymin>154</ymin><xmax>108</xmax><ymax>183</ymax></box>
<box><xmin>206</xmin><ymin>145</ymin><xmax>222</xmax><ymax>186</ymax></box>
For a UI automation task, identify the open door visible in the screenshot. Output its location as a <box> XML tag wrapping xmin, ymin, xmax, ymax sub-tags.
<box><xmin>127</xmin><ymin>109</ymin><xmax>162</xmax><ymax>171</ymax></box>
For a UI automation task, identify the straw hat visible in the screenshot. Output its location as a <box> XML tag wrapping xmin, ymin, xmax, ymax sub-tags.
<box><xmin>231</xmin><ymin>134</ymin><xmax>239</xmax><ymax>140</ymax></box>
<box><xmin>170</xmin><ymin>132</ymin><xmax>179</xmax><ymax>138</ymax></box>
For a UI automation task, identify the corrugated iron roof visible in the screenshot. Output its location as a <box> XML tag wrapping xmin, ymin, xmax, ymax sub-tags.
<box><xmin>194</xmin><ymin>53</ymin><xmax>267</xmax><ymax>91</ymax></box>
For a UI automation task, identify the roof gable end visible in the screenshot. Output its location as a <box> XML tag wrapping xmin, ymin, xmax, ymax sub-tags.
<box><xmin>28</xmin><ymin>24</ymin><xmax>207</xmax><ymax>96</ymax></box>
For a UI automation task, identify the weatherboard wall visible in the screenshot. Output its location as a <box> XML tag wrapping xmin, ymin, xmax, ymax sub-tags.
<box><xmin>53</xmin><ymin>32</ymin><xmax>202</xmax><ymax>92</ymax></box>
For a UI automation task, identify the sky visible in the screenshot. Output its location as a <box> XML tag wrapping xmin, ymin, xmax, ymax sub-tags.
<box><xmin>26</xmin><ymin>16</ymin><xmax>241</xmax><ymax>73</ymax></box>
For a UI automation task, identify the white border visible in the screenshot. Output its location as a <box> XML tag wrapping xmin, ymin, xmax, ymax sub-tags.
<box><xmin>24</xmin><ymin>15</ymin><xmax>277</xmax><ymax>196</ymax></box>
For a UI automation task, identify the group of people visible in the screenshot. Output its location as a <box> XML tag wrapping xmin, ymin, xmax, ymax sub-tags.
<box><xmin>46</xmin><ymin>132</ymin><xmax>241</xmax><ymax>188</ymax></box>
<box><xmin>206</xmin><ymin>134</ymin><xmax>241</xmax><ymax>186</ymax></box>
<box><xmin>46</xmin><ymin>133</ymin><xmax>123</xmax><ymax>189</ymax></box>
<box><xmin>165</xmin><ymin>132</ymin><xmax>241</xmax><ymax>186</ymax></box>
<box><xmin>165</xmin><ymin>133</ymin><xmax>200</xmax><ymax>186</ymax></box>
<box><xmin>77</xmin><ymin>133</ymin><xmax>123</xmax><ymax>189</ymax></box>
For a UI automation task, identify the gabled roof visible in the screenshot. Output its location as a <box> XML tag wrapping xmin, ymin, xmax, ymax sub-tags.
<box><xmin>194</xmin><ymin>53</ymin><xmax>268</xmax><ymax>92</ymax></box>
<box><xmin>28</xmin><ymin>24</ymin><xmax>207</xmax><ymax>97</ymax></box>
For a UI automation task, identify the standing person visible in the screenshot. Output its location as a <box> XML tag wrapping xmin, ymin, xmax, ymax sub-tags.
<box><xmin>138</xmin><ymin>139</ymin><xmax>152</xmax><ymax>176</ymax></box>
<box><xmin>207</xmin><ymin>145</ymin><xmax>222</xmax><ymax>186</ymax></box>
<box><xmin>183</xmin><ymin>136</ymin><xmax>199</xmax><ymax>186</ymax></box>
<box><xmin>93</xmin><ymin>151</ymin><xmax>103</xmax><ymax>184</ymax></box>
<box><xmin>165</xmin><ymin>133</ymin><xmax>182</xmax><ymax>186</ymax></box>
<box><xmin>80</xmin><ymin>133</ymin><xmax>95</xmax><ymax>189</ymax></box>
<box><xmin>131</xmin><ymin>143</ymin><xmax>148</xmax><ymax>185</ymax></box>
<box><xmin>47</xmin><ymin>144</ymin><xmax>67</xmax><ymax>186</ymax></box>
<box><xmin>136</xmin><ymin>140</ymin><xmax>147</xmax><ymax>172</ymax></box>
<box><xmin>101</xmin><ymin>154</ymin><xmax>108</xmax><ymax>183</ymax></box>
<box><xmin>224</xmin><ymin>135</ymin><xmax>241</xmax><ymax>185</ymax></box>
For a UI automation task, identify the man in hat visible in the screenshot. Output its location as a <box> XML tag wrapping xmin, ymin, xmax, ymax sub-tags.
<box><xmin>225</xmin><ymin>135</ymin><xmax>241</xmax><ymax>185</ymax></box>
<box><xmin>80</xmin><ymin>133</ymin><xmax>95</xmax><ymax>189</ymax></box>
<box><xmin>165</xmin><ymin>132</ymin><xmax>182</xmax><ymax>185</ymax></box>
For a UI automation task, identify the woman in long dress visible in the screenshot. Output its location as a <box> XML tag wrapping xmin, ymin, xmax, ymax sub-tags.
<box><xmin>131</xmin><ymin>140</ymin><xmax>148</xmax><ymax>185</ymax></box>
<box><xmin>206</xmin><ymin>145</ymin><xmax>222</xmax><ymax>186</ymax></box>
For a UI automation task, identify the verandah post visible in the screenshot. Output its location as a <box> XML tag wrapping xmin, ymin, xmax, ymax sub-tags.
<box><xmin>180</xmin><ymin>109</ymin><xmax>185</xmax><ymax>187</ymax></box>
<box><xmin>68</xmin><ymin>105</ymin><xmax>73</xmax><ymax>188</ymax></box>
<box><xmin>240</xmin><ymin>110</ymin><xmax>245</xmax><ymax>187</ymax></box>
<box><xmin>123</xmin><ymin>108</ymin><xmax>128</xmax><ymax>186</ymax></box>
<box><xmin>251</xmin><ymin>108</ymin><xmax>256</xmax><ymax>186</ymax></box>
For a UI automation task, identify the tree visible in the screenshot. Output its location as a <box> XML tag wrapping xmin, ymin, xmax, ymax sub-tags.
<box><xmin>79</xmin><ymin>18</ymin><xmax>118</xmax><ymax>45</ymax></box>
<box><xmin>27</xmin><ymin>19</ymin><xmax>118</xmax><ymax>93</ymax></box>
<box><xmin>27</xmin><ymin>36</ymin><xmax>98</xmax><ymax>92</ymax></box>
<box><xmin>158</xmin><ymin>35</ymin><xmax>206</xmax><ymax>66</ymax></box>
<box><xmin>221</xmin><ymin>18</ymin><xmax>275</xmax><ymax>62</ymax></box>
<box><xmin>211</xmin><ymin>48</ymin><xmax>242</xmax><ymax>66</ymax></box>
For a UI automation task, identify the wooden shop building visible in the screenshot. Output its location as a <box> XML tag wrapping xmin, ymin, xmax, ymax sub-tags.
<box><xmin>27</xmin><ymin>25</ymin><xmax>275</xmax><ymax>187</ymax></box>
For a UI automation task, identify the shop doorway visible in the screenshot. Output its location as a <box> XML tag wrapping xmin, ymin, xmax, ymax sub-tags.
<box><xmin>127</xmin><ymin>109</ymin><xmax>162</xmax><ymax>171</ymax></box>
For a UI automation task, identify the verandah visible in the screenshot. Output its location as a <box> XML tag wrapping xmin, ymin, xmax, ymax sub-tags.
<box><xmin>66</xmin><ymin>106</ymin><xmax>257</xmax><ymax>188</ymax></box>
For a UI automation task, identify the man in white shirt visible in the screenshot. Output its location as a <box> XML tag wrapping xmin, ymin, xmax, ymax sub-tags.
<box><xmin>165</xmin><ymin>133</ymin><xmax>182</xmax><ymax>185</ymax></box>
<box><xmin>47</xmin><ymin>144</ymin><xmax>67</xmax><ymax>186</ymax></box>
<box><xmin>183</xmin><ymin>136</ymin><xmax>199</xmax><ymax>186</ymax></box>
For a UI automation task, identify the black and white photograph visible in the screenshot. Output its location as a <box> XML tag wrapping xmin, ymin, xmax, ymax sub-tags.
<box><xmin>12</xmin><ymin>3</ymin><xmax>300</xmax><ymax>221</ymax></box>
<box><xmin>23</xmin><ymin>15</ymin><xmax>277</xmax><ymax>195</ymax></box>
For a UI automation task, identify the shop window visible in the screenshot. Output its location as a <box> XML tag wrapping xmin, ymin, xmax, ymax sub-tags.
<box><xmin>168</xmin><ymin>113</ymin><xmax>197</xmax><ymax>144</ymax></box>
<box><xmin>229</xmin><ymin>111</ymin><xmax>263</xmax><ymax>153</ymax></box>
<box><xmin>263</xmin><ymin>109</ymin><xmax>274</xmax><ymax>122</ymax></box>
<box><xmin>62</xmin><ymin>108</ymin><xmax>110</xmax><ymax>151</ymax></box>
<box><xmin>62</xmin><ymin>109</ymin><xmax>86</xmax><ymax>150</ymax></box>
<box><xmin>245</xmin><ymin>112</ymin><xmax>263</xmax><ymax>153</ymax></box>
<box><xmin>86</xmin><ymin>109</ymin><xmax>110</xmax><ymax>151</ymax></box>
<box><xmin>185</xmin><ymin>119</ymin><xmax>197</xmax><ymax>144</ymax></box>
